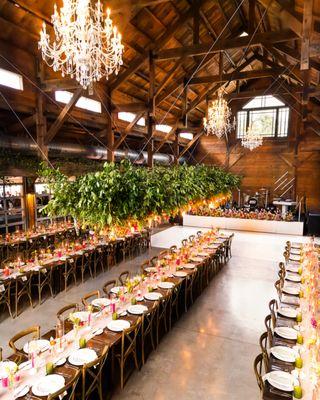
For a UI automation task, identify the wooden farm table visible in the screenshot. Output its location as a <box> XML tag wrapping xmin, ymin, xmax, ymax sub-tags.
<box><xmin>0</xmin><ymin>235</ymin><xmax>229</xmax><ymax>400</ymax></box>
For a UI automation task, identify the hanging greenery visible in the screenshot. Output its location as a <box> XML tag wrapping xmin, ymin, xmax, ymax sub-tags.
<box><xmin>39</xmin><ymin>161</ymin><xmax>241</xmax><ymax>228</ymax></box>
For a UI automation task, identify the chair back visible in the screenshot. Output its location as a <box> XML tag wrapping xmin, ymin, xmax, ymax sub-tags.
<box><xmin>119</xmin><ymin>271</ymin><xmax>129</xmax><ymax>286</ymax></box>
<box><xmin>82</xmin><ymin>290</ymin><xmax>101</xmax><ymax>307</ymax></box>
<box><xmin>121</xmin><ymin>317</ymin><xmax>142</xmax><ymax>360</ymax></box>
<box><xmin>169</xmin><ymin>245</ymin><xmax>177</xmax><ymax>254</ymax></box>
<box><xmin>253</xmin><ymin>353</ymin><xmax>265</xmax><ymax>392</ymax></box>
<box><xmin>57</xmin><ymin>303</ymin><xmax>78</xmax><ymax>321</ymax></box>
<box><xmin>181</xmin><ymin>239</ymin><xmax>188</xmax><ymax>247</ymax></box>
<box><xmin>140</xmin><ymin>260</ymin><xmax>150</xmax><ymax>274</ymax></box>
<box><xmin>188</xmin><ymin>235</ymin><xmax>195</xmax><ymax>243</ymax></box>
<box><xmin>274</xmin><ymin>279</ymin><xmax>283</xmax><ymax>299</ymax></box>
<box><xmin>259</xmin><ymin>331</ymin><xmax>269</xmax><ymax>369</ymax></box>
<box><xmin>102</xmin><ymin>279</ymin><xmax>116</xmax><ymax>296</ymax></box>
<box><xmin>47</xmin><ymin>369</ymin><xmax>81</xmax><ymax>400</ymax></box>
<box><xmin>196</xmin><ymin>231</ymin><xmax>202</xmax><ymax>238</ymax></box>
<box><xmin>150</xmin><ymin>256</ymin><xmax>159</xmax><ymax>267</ymax></box>
<box><xmin>9</xmin><ymin>325</ymin><xmax>40</xmax><ymax>356</ymax></box>
<box><xmin>264</xmin><ymin>314</ymin><xmax>273</xmax><ymax>346</ymax></box>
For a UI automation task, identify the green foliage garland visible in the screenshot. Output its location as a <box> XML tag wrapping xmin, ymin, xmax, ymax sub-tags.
<box><xmin>39</xmin><ymin>161</ymin><xmax>241</xmax><ymax>228</ymax></box>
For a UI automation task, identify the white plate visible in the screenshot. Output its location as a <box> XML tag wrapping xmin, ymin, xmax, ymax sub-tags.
<box><xmin>145</xmin><ymin>267</ymin><xmax>157</xmax><ymax>273</ymax></box>
<box><xmin>0</xmin><ymin>361</ymin><xmax>17</xmax><ymax>378</ymax></box>
<box><xmin>173</xmin><ymin>271</ymin><xmax>188</xmax><ymax>278</ymax></box>
<box><xmin>264</xmin><ymin>371</ymin><xmax>296</xmax><ymax>392</ymax></box>
<box><xmin>110</xmin><ymin>286</ymin><xmax>127</xmax><ymax>295</ymax></box>
<box><xmin>23</xmin><ymin>339</ymin><xmax>50</xmax><ymax>354</ymax></box>
<box><xmin>72</xmin><ymin>311</ymin><xmax>90</xmax><ymax>322</ymax></box>
<box><xmin>282</xmin><ymin>285</ymin><xmax>300</xmax><ymax>296</ymax></box>
<box><xmin>270</xmin><ymin>346</ymin><xmax>296</xmax><ymax>363</ymax></box>
<box><xmin>13</xmin><ymin>384</ymin><xmax>29</xmax><ymax>398</ymax></box>
<box><xmin>289</xmin><ymin>255</ymin><xmax>301</xmax><ymax>261</ymax></box>
<box><xmin>286</xmin><ymin>264</ymin><xmax>300</xmax><ymax>273</ymax></box>
<box><xmin>157</xmin><ymin>281</ymin><xmax>175</xmax><ymax>289</ymax></box>
<box><xmin>32</xmin><ymin>374</ymin><xmax>65</xmax><ymax>397</ymax></box>
<box><xmin>182</xmin><ymin>264</ymin><xmax>195</xmax><ymax>270</ymax></box>
<box><xmin>54</xmin><ymin>357</ymin><xmax>66</xmax><ymax>366</ymax></box>
<box><xmin>197</xmin><ymin>252</ymin><xmax>209</xmax><ymax>257</ymax></box>
<box><xmin>144</xmin><ymin>292</ymin><xmax>163</xmax><ymax>301</ymax></box>
<box><xmin>285</xmin><ymin>273</ymin><xmax>301</xmax><ymax>283</ymax></box>
<box><xmin>281</xmin><ymin>295</ymin><xmax>300</xmax><ymax>306</ymax></box>
<box><xmin>106</xmin><ymin>319</ymin><xmax>130</xmax><ymax>332</ymax></box>
<box><xmin>290</xmin><ymin>249</ymin><xmax>301</xmax><ymax>256</ymax></box>
<box><xmin>68</xmin><ymin>348</ymin><xmax>97</xmax><ymax>366</ymax></box>
<box><xmin>278</xmin><ymin>307</ymin><xmax>297</xmax><ymax>319</ymax></box>
<box><xmin>274</xmin><ymin>327</ymin><xmax>298</xmax><ymax>340</ymax></box>
<box><xmin>189</xmin><ymin>257</ymin><xmax>203</xmax><ymax>262</ymax></box>
<box><xmin>127</xmin><ymin>305</ymin><xmax>148</xmax><ymax>315</ymax></box>
<box><xmin>92</xmin><ymin>298</ymin><xmax>111</xmax><ymax>308</ymax></box>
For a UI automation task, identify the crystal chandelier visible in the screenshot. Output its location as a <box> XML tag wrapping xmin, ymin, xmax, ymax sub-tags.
<box><xmin>241</xmin><ymin>122</ymin><xmax>263</xmax><ymax>151</ymax></box>
<box><xmin>203</xmin><ymin>90</ymin><xmax>235</xmax><ymax>138</ymax></box>
<box><xmin>39</xmin><ymin>0</ymin><xmax>124</xmax><ymax>91</ymax></box>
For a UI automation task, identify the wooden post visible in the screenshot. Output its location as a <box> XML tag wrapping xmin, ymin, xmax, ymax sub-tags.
<box><xmin>182</xmin><ymin>78</ymin><xmax>188</xmax><ymax>127</ymax></box>
<box><xmin>148</xmin><ymin>50</ymin><xmax>155</xmax><ymax>168</ymax></box>
<box><xmin>173</xmin><ymin>130</ymin><xmax>179</xmax><ymax>165</ymax></box>
<box><xmin>106</xmin><ymin>88</ymin><xmax>114</xmax><ymax>162</ymax></box>
<box><xmin>36</xmin><ymin>60</ymin><xmax>48</xmax><ymax>162</ymax></box>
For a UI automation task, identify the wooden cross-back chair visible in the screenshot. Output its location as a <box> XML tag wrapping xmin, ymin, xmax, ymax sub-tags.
<box><xmin>259</xmin><ymin>331</ymin><xmax>269</xmax><ymax>370</ymax></box>
<box><xmin>102</xmin><ymin>279</ymin><xmax>116</xmax><ymax>296</ymax></box>
<box><xmin>48</xmin><ymin>369</ymin><xmax>81</xmax><ymax>400</ymax></box>
<box><xmin>264</xmin><ymin>314</ymin><xmax>273</xmax><ymax>347</ymax></box>
<box><xmin>253</xmin><ymin>353</ymin><xmax>265</xmax><ymax>394</ymax></box>
<box><xmin>80</xmin><ymin>345</ymin><xmax>109</xmax><ymax>400</ymax></box>
<box><xmin>141</xmin><ymin>302</ymin><xmax>158</xmax><ymax>365</ymax></box>
<box><xmin>82</xmin><ymin>290</ymin><xmax>101</xmax><ymax>307</ymax></box>
<box><xmin>9</xmin><ymin>325</ymin><xmax>40</xmax><ymax>358</ymax></box>
<box><xmin>268</xmin><ymin>299</ymin><xmax>278</xmax><ymax>328</ymax></box>
<box><xmin>119</xmin><ymin>271</ymin><xmax>130</xmax><ymax>286</ymax></box>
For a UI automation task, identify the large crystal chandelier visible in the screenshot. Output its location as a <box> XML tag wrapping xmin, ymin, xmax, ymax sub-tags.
<box><xmin>39</xmin><ymin>0</ymin><xmax>124</xmax><ymax>91</ymax></box>
<box><xmin>241</xmin><ymin>122</ymin><xmax>263</xmax><ymax>151</ymax></box>
<box><xmin>203</xmin><ymin>89</ymin><xmax>235</xmax><ymax>138</ymax></box>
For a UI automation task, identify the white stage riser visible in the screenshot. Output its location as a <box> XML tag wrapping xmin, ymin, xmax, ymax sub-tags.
<box><xmin>183</xmin><ymin>215</ymin><xmax>304</xmax><ymax>236</ymax></box>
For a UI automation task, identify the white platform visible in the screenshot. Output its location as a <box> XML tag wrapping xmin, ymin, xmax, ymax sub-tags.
<box><xmin>183</xmin><ymin>215</ymin><xmax>304</xmax><ymax>235</ymax></box>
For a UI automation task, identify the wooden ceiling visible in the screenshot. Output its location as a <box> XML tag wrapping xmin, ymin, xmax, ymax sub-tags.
<box><xmin>0</xmin><ymin>0</ymin><xmax>319</xmax><ymax>161</ymax></box>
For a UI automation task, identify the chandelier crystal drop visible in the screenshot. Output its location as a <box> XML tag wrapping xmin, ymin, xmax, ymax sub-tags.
<box><xmin>39</xmin><ymin>0</ymin><xmax>124</xmax><ymax>91</ymax></box>
<box><xmin>203</xmin><ymin>90</ymin><xmax>235</xmax><ymax>138</ymax></box>
<box><xmin>241</xmin><ymin>123</ymin><xmax>263</xmax><ymax>151</ymax></box>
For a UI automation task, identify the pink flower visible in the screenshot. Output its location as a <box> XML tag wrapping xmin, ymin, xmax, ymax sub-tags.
<box><xmin>311</xmin><ymin>317</ymin><xmax>317</xmax><ymax>328</ymax></box>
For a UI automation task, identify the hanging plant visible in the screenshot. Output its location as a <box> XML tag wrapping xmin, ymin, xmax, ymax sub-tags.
<box><xmin>39</xmin><ymin>160</ymin><xmax>241</xmax><ymax>229</ymax></box>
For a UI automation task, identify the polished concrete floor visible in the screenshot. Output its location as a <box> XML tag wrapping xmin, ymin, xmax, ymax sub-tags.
<box><xmin>0</xmin><ymin>227</ymin><xmax>314</xmax><ymax>399</ymax></box>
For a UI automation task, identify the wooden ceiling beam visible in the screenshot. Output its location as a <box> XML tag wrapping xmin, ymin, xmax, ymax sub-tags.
<box><xmin>6</xmin><ymin>114</ymin><xmax>36</xmax><ymax>134</ymax></box>
<box><xmin>301</xmin><ymin>0</ymin><xmax>314</xmax><ymax>71</ymax></box>
<box><xmin>45</xmin><ymin>87</ymin><xmax>83</xmax><ymax>144</ymax></box>
<box><xmin>178</xmin><ymin>130</ymin><xmax>203</xmax><ymax>159</ymax></box>
<box><xmin>155</xmin><ymin>30</ymin><xmax>298</xmax><ymax>60</ymax></box>
<box><xmin>188</xmin><ymin>67</ymin><xmax>287</xmax><ymax>85</ymax></box>
<box><xmin>274</xmin><ymin>43</ymin><xmax>320</xmax><ymax>72</ymax></box>
<box><xmin>109</xmin><ymin>7</ymin><xmax>194</xmax><ymax>91</ymax></box>
<box><xmin>113</xmin><ymin>111</ymin><xmax>145</xmax><ymax>150</ymax></box>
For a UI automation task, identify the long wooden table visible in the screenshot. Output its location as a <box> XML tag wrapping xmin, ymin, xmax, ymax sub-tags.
<box><xmin>0</xmin><ymin>233</ymin><xmax>231</xmax><ymax>400</ymax></box>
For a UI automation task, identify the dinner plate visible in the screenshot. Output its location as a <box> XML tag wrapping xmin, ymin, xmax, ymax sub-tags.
<box><xmin>277</xmin><ymin>307</ymin><xmax>297</xmax><ymax>319</ymax></box>
<box><xmin>281</xmin><ymin>295</ymin><xmax>300</xmax><ymax>306</ymax></box>
<box><xmin>206</xmin><ymin>244</ymin><xmax>220</xmax><ymax>249</ymax></box>
<box><xmin>289</xmin><ymin>255</ymin><xmax>301</xmax><ymax>261</ymax></box>
<box><xmin>110</xmin><ymin>286</ymin><xmax>127</xmax><ymax>295</ymax></box>
<box><xmin>157</xmin><ymin>281</ymin><xmax>175</xmax><ymax>289</ymax></box>
<box><xmin>270</xmin><ymin>346</ymin><xmax>296</xmax><ymax>363</ymax></box>
<box><xmin>173</xmin><ymin>271</ymin><xmax>188</xmax><ymax>278</ymax></box>
<box><xmin>72</xmin><ymin>311</ymin><xmax>90</xmax><ymax>322</ymax></box>
<box><xmin>274</xmin><ymin>327</ymin><xmax>298</xmax><ymax>340</ymax></box>
<box><xmin>285</xmin><ymin>273</ymin><xmax>301</xmax><ymax>283</ymax></box>
<box><xmin>106</xmin><ymin>319</ymin><xmax>130</xmax><ymax>332</ymax></box>
<box><xmin>264</xmin><ymin>371</ymin><xmax>296</xmax><ymax>392</ymax></box>
<box><xmin>91</xmin><ymin>298</ymin><xmax>111</xmax><ymax>308</ymax></box>
<box><xmin>189</xmin><ymin>257</ymin><xmax>203</xmax><ymax>262</ymax></box>
<box><xmin>286</xmin><ymin>264</ymin><xmax>300</xmax><ymax>273</ymax></box>
<box><xmin>0</xmin><ymin>361</ymin><xmax>17</xmax><ymax>378</ymax></box>
<box><xmin>183</xmin><ymin>264</ymin><xmax>195</xmax><ymax>270</ymax></box>
<box><xmin>13</xmin><ymin>384</ymin><xmax>29</xmax><ymax>398</ymax></box>
<box><xmin>54</xmin><ymin>357</ymin><xmax>66</xmax><ymax>366</ymax></box>
<box><xmin>291</xmin><ymin>242</ymin><xmax>302</xmax><ymax>249</ymax></box>
<box><xmin>197</xmin><ymin>252</ymin><xmax>209</xmax><ymax>257</ymax></box>
<box><xmin>144</xmin><ymin>292</ymin><xmax>163</xmax><ymax>301</ymax></box>
<box><xmin>282</xmin><ymin>285</ymin><xmax>300</xmax><ymax>296</ymax></box>
<box><xmin>23</xmin><ymin>339</ymin><xmax>50</xmax><ymax>354</ymax></box>
<box><xmin>32</xmin><ymin>374</ymin><xmax>65</xmax><ymax>397</ymax></box>
<box><xmin>68</xmin><ymin>348</ymin><xmax>97</xmax><ymax>366</ymax></box>
<box><xmin>127</xmin><ymin>305</ymin><xmax>148</xmax><ymax>315</ymax></box>
<box><xmin>145</xmin><ymin>267</ymin><xmax>157</xmax><ymax>273</ymax></box>
<box><xmin>290</xmin><ymin>249</ymin><xmax>301</xmax><ymax>256</ymax></box>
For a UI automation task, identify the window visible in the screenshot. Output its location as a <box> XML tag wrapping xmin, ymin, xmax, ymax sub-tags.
<box><xmin>0</xmin><ymin>68</ymin><xmax>23</xmax><ymax>90</ymax></box>
<box><xmin>55</xmin><ymin>91</ymin><xmax>102</xmax><ymax>113</ymax></box>
<box><xmin>179</xmin><ymin>132</ymin><xmax>193</xmax><ymax>140</ymax></box>
<box><xmin>237</xmin><ymin>95</ymin><xmax>289</xmax><ymax>138</ymax></box>
<box><xmin>155</xmin><ymin>124</ymin><xmax>172</xmax><ymax>133</ymax></box>
<box><xmin>118</xmin><ymin>112</ymin><xmax>145</xmax><ymax>126</ymax></box>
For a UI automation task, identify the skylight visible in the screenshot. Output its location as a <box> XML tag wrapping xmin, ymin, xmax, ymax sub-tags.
<box><xmin>118</xmin><ymin>112</ymin><xmax>145</xmax><ymax>126</ymax></box>
<box><xmin>155</xmin><ymin>124</ymin><xmax>172</xmax><ymax>133</ymax></box>
<box><xmin>55</xmin><ymin>91</ymin><xmax>102</xmax><ymax>113</ymax></box>
<box><xmin>0</xmin><ymin>68</ymin><xmax>23</xmax><ymax>90</ymax></box>
<box><xmin>240</xmin><ymin>31</ymin><xmax>248</xmax><ymax>37</ymax></box>
<box><xmin>179</xmin><ymin>132</ymin><xmax>193</xmax><ymax>140</ymax></box>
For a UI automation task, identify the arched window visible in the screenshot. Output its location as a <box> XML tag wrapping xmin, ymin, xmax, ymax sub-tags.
<box><xmin>236</xmin><ymin>95</ymin><xmax>289</xmax><ymax>139</ymax></box>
